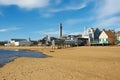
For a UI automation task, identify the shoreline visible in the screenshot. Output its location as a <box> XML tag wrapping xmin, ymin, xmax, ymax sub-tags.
<box><xmin>0</xmin><ymin>46</ymin><xmax>120</xmax><ymax>80</ymax></box>
<box><xmin>0</xmin><ymin>48</ymin><xmax>49</xmax><ymax>68</ymax></box>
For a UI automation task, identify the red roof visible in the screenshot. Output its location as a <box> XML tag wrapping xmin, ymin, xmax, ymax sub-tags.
<box><xmin>104</xmin><ymin>31</ymin><xmax>115</xmax><ymax>38</ymax></box>
<box><xmin>104</xmin><ymin>30</ymin><xmax>116</xmax><ymax>44</ymax></box>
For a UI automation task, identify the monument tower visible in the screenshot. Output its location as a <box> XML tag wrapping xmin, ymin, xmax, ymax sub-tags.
<box><xmin>59</xmin><ymin>23</ymin><xmax>62</xmax><ymax>38</ymax></box>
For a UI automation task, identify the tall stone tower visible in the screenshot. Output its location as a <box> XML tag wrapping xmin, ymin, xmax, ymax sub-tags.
<box><xmin>59</xmin><ymin>23</ymin><xmax>62</xmax><ymax>38</ymax></box>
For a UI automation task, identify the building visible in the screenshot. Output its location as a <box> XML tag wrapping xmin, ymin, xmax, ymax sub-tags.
<box><xmin>82</xmin><ymin>27</ymin><xmax>101</xmax><ymax>44</ymax></box>
<box><xmin>0</xmin><ymin>41</ymin><xmax>8</xmax><ymax>46</ymax></box>
<box><xmin>38</xmin><ymin>36</ymin><xmax>58</xmax><ymax>46</ymax></box>
<box><xmin>67</xmin><ymin>35</ymin><xmax>78</xmax><ymax>41</ymax></box>
<box><xmin>64</xmin><ymin>34</ymin><xmax>84</xmax><ymax>46</ymax></box>
<box><xmin>115</xmin><ymin>31</ymin><xmax>120</xmax><ymax>45</ymax></box>
<box><xmin>116</xmin><ymin>31</ymin><xmax>120</xmax><ymax>41</ymax></box>
<box><xmin>10</xmin><ymin>39</ymin><xmax>31</xmax><ymax>46</ymax></box>
<box><xmin>99</xmin><ymin>30</ymin><xmax>116</xmax><ymax>45</ymax></box>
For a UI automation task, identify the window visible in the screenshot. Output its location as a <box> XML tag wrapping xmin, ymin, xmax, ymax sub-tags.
<box><xmin>106</xmin><ymin>38</ymin><xmax>108</xmax><ymax>41</ymax></box>
<box><xmin>89</xmin><ymin>30</ymin><xmax>91</xmax><ymax>32</ymax></box>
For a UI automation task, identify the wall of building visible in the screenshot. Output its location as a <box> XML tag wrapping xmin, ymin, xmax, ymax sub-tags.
<box><xmin>10</xmin><ymin>40</ymin><xmax>31</xmax><ymax>46</ymax></box>
<box><xmin>19</xmin><ymin>41</ymin><xmax>31</xmax><ymax>46</ymax></box>
<box><xmin>10</xmin><ymin>40</ymin><xmax>19</xmax><ymax>46</ymax></box>
<box><xmin>99</xmin><ymin>31</ymin><xmax>108</xmax><ymax>44</ymax></box>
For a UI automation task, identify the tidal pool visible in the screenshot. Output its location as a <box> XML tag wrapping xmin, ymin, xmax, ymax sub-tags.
<box><xmin>0</xmin><ymin>49</ymin><xmax>48</xmax><ymax>67</ymax></box>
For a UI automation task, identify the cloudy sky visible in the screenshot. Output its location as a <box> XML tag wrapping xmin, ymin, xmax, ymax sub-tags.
<box><xmin>0</xmin><ymin>0</ymin><xmax>120</xmax><ymax>40</ymax></box>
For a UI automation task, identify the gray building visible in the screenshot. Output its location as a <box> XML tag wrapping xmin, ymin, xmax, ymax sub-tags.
<box><xmin>10</xmin><ymin>39</ymin><xmax>32</xmax><ymax>46</ymax></box>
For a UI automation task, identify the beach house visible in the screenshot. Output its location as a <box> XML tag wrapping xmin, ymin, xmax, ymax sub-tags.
<box><xmin>10</xmin><ymin>39</ymin><xmax>31</xmax><ymax>46</ymax></box>
<box><xmin>82</xmin><ymin>28</ymin><xmax>101</xmax><ymax>44</ymax></box>
<box><xmin>99</xmin><ymin>30</ymin><xmax>116</xmax><ymax>45</ymax></box>
<box><xmin>116</xmin><ymin>31</ymin><xmax>120</xmax><ymax>45</ymax></box>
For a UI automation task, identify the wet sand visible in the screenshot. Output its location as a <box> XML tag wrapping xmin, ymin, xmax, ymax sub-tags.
<box><xmin>0</xmin><ymin>46</ymin><xmax>120</xmax><ymax>80</ymax></box>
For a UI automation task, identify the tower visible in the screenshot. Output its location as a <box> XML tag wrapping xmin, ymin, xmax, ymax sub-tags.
<box><xmin>59</xmin><ymin>23</ymin><xmax>62</xmax><ymax>38</ymax></box>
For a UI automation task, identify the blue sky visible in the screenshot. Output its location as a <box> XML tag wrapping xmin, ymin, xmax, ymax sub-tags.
<box><xmin>0</xmin><ymin>0</ymin><xmax>120</xmax><ymax>40</ymax></box>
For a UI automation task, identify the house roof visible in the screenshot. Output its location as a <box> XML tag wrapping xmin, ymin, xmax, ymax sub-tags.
<box><xmin>11</xmin><ymin>39</ymin><xmax>27</xmax><ymax>41</ymax></box>
<box><xmin>104</xmin><ymin>30</ymin><xmax>115</xmax><ymax>38</ymax></box>
<box><xmin>91</xmin><ymin>28</ymin><xmax>97</xmax><ymax>32</ymax></box>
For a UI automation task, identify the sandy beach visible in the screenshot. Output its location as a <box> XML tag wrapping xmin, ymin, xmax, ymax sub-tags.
<box><xmin>0</xmin><ymin>46</ymin><xmax>120</xmax><ymax>80</ymax></box>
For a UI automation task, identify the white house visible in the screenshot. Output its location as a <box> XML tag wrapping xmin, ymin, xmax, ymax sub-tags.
<box><xmin>82</xmin><ymin>28</ymin><xmax>94</xmax><ymax>39</ymax></box>
<box><xmin>10</xmin><ymin>39</ymin><xmax>31</xmax><ymax>46</ymax></box>
<box><xmin>82</xmin><ymin>27</ymin><xmax>101</xmax><ymax>43</ymax></box>
<box><xmin>116</xmin><ymin>31</ymin><xmax>120</xmax><ymax>41</ymax></box>
<box><xmin>99</xmin><ymin>30</ymin><xmax>115</xmax><ymax>45</ymax></box>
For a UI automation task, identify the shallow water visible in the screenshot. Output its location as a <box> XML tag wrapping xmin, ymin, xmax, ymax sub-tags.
<box><xmin>0</xmin><ymin>49</ymin><xmax>47</xmax><ymax>67</ymax></box>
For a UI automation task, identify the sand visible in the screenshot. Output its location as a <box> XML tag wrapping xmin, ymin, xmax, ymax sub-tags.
<box><xmin>0</xmin><ymin>46</ymin><xmax>120</xmax><ymax>80</ymax></box>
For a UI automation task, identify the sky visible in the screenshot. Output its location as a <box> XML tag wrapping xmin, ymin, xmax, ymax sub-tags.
<box><xmin>0</xmin><ymin>0</ymin><xmax>120</xmax><ymax>41</ymax></box>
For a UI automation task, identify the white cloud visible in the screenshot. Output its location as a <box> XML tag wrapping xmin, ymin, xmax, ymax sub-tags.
<box><xmin>0</xmin><ymin>29</ymin><xmax>8</xmax><ymax>32</ymax></box>
<box><xmin>98</xmin><ymin>17</ymin><xmax>120</xmax><ymax>26</ymax></box>
<box><xmin>0</xmin><ymin>27</ymin><xmax>21</xmax><ymax>32</ymax></box>
<box><xmin>49</xmin><ymin>3</ymin><xmax>86</xmax><ymax>12</ymax></box>
<box><xmin>0</xmin><ymin>0</ymin><xmax>50</xmax><ymax>9</ymax></box>
<box><xmin>97</xmin><ymin>0</ymin><xmax>120</xmax><ymax>19</ymax></box>
<box><xmin>40</xmin><ymin>1</ymin><xmax>87</xmax><ymax>18</ymax></box>
<box><xmin>93</xmin><ymin>0</ymin><xmax>120</xmax><ymax>30</ymax></box>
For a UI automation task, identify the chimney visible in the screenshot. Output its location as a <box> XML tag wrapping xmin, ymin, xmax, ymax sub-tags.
<box><xmin>59</xmin><ymin>23</ymin><xmax>62</xmax><ymax>38</ymax></box>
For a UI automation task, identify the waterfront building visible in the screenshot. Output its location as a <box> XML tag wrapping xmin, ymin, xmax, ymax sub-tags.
<box><xmin>99</xmin><ymin>30</ymin><xmax>116</xmax><ymax>45</ymax></box>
